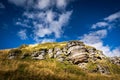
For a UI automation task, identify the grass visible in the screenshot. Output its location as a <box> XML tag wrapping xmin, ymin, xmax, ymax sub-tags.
<box><xmin>0</xmin><ymin>58</ymin><xmax>120</xmax><ymax>80</ymax></box>
<box><xmin>0</xmin><ymin>42</ymin><xmax>120</xmax><ymax>80</ymax></box>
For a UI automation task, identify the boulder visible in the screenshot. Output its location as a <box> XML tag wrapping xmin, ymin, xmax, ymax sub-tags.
<box><xmin>8</xmin><ymin>49</ymin><xmax>22</xmax><ymax>59</ymax></box>
<box><xmin>32</xmin><ymin>55</ymin><xmax>44</xmax><ymax>60</ymax></box>
<box><xmin>97</xmin><ymin>65</ymin><xmax>110</xmax><ymax>74</ymax></box>
<box><xmin>48</xmin><ymin>49</ymin><xmax>54</xmax><ymax>58</ymax></box>
<box><xmin>66</xmin><ymin>41</ymin><xmax>84</xmax><ymax>49</ymax></box>
<box><xmin>110</xmin><ymin>57</ymin><xmax>120</xmax><ymax>65</ymax></box>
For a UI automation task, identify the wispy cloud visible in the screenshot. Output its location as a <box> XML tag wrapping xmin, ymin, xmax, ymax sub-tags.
<box><xmin>8</xmin><ymin>0</ymin><xmax>71</xmax><ymax>9</ymax></box>
<box><xmin>80</xmin><ymin>11</ymin><xmax>120</xmax><ymax>57</ymax></box>
<box><xmin>92</xmin><ymin>22</ymin><xmax>109</xmax><ymax>29</ymax></box>
<box><xmin>104</xmin><ymin>11</ymin><xmax>120</xmax><ymax>22</ymax></box>
<box><xmin>18</xmin><ymin>29</ymin><xmax>28</xmax><ymax>40</ymax></box>
<box><xmin>0</xmin><ymin>3</ymin><xmax>5</xmax><ymax>9</ymax></box>
<box><xmin>92</xmin><ymin>11</ymin><xmax>120</xmax><ymax>30</ymax></box>
<box><xmin>40</xmin><ymin>38</ymin><xmax>56</xmax><ymax>43</ymax></box>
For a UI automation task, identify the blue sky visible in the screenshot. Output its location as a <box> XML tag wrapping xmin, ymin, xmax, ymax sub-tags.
<box><xmin>0</xmin><ymin>0</ymin><xmax>120</xmax><ymax>56</ymax></box>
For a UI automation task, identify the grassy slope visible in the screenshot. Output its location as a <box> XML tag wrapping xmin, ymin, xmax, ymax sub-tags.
<box><xmin>0</xmin><ymin>42</ymin><xmax>120</xmax><ymax>80</ymax></box>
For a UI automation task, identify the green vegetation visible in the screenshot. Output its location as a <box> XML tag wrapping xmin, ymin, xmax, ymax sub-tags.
<box><xmin>0</xmin><ymin>58</ymin><xmax>120</xmax><ymax>80</ymax></box>
<box><xmin>0</xmin><ymin>42</ymin><xmax>120</xmax><ymax>80</ymax></box>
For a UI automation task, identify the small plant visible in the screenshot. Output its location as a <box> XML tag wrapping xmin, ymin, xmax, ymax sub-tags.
<box><xmin>19</xmin><ymin>44</ymin><xmax>29</xmax><ymax>49</ymax></box>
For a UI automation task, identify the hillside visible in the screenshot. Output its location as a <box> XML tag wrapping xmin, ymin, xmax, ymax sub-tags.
<box><xmin>0</xmin><ymin>40</ymin><xmax>120</xmax><ymax>80</ymax></box>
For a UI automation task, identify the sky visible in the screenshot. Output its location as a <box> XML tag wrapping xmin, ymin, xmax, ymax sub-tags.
<box><xmin>0</xmin><ymin>0</ymin><xmax>120</xmax><ymax>57</ymax></box>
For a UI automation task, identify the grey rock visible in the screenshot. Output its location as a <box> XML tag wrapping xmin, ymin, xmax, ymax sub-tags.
<box><xmin>97</xmin><ymin>65</ymin><xmax>110</xmax><ymax>74</ymax></box>
<box><xmin>110</xmin><ymin>57</ymin><xmax>120</xmax><ymax>66</ymax></box>
<box><xmin>78</xmin><ymin>63</ymin><xmax>87</xmax><ymax>70</ymax></box>
<box><xmin>48</xmin><ymin>49</ymin><xmax>54</xmax><ymax>58</ymax></box>
<box><xmin>66</xmin><ymin>41</ymin><xmax>84</xmax><ymax>49</ymax></box>
<box><xmin>32</xmin><ymin>55</ymin><xmax>44</xmax><ymax>60</ymax></box>
<box><xmin>54</xmin><ymin>47</ymin><xmax>61</xmax><ymax>52</ymax></box>
<box><xmin>55</xmin><ymin>50</ymin><xmax>63</xmax><ymax>58</ymax></box>
<box><xmin>57</xmin><ymin>57</ymin><xmax>64</xmax><ymax>62</ymax></box>
<box><xmin>8</xmin><ymin>56</ymin><xmax>15</xmax><ymax>59</ymax></box>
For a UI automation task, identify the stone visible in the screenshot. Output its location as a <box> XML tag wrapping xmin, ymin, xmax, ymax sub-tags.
<box><xmin>78</xmin><ymin>63</ymin><xmax>87</xmax><ymax>70</ymax></box>
<box><xmin>54</xmin><ymin>47</ymin><xmax>61</xmax><ymax>52</ymax></box>
<box><xmin>55</xmin><ymin>50</ymin><xmax>63</xmax><ymax>58</ymax></box>
<box><xmin>32</xmin><ymin>55</ymin><xmax>44</xmax><ymax>60</ymax></box>
<box><xmin>31</xmin><ymin>51</ymin><xmax>40</xmax><ymax>57</ymax></box>
<box><xmin>48</xmin><ymin>49</ymin><xmax>54</xmax><ymax>58</ymax></box>
<box><xmin>57</xmin><ymin>57</ymin><xmax>64</xmax><ymax>62</ymax></box>
<box><xmin>110</xmin><ymin>57</ymin><xmax>120</xmax><ymax>66</ymax></box>
<box><xmin>66</xmin><ymin>41</ymin><xmax>84</xmax><ymax>49</ymax></box>
<box><xmin>97</xmin><ymin>65</ymin><xmax>110</xmax><ymax>74</ymax></box>
<box><xmin>8</xmin><ymin>49</ymin><xmax>22</xmax><ymax>59</ymax></box>
<box><xmin>8</xmin><ymin>56</ymin><xmax>15</xmax><ymax>59</ymax></box>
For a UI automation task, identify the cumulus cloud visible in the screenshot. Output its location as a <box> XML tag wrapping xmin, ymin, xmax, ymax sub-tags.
<box><xmin>80</xmin><ymin>11</ymin><xmax>120</xmax><ymax>57</ymax></box>
<box><xmin>80</xmin><ymin>29</ymin><xmax>107</xmax><ymax>44</ymax></box>
<box><xmin>8</xmin><ymin>0</ymin><xmax>34</xmax><ymax>8</ymax></box>
<box><xmin>8</xmin><ymin>0</ymin><xmax>70</xmax><ymax>10</ymax></box>
<box><xmin>10</xmin><ymin>0</ymin><xmax>72</xmax><ymax>43</ymax></box>
<box><xmin>35</xmin><ymin>0</ymin><xmax>50</xmax><ymax>9</ymax></box>
<box><xmin>18</xmin><ymin>29</ymin><xmax>28</xmax><ymax>40</ymax></box>
<box><xmin>33</xmin><ymin>11</ymin><xmax>72</xmax><ymax>42</ymax></box>
<box><xmin>0</xmin><ymin>3</ymin><xmax>5</xmax><ymax>9</ymax></box>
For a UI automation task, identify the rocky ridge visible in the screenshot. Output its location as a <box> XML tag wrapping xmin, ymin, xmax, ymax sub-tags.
<box><xmin>7</xmin><ymin>40</ymin><xmax>119</xmax><ymax>74</ymax></box>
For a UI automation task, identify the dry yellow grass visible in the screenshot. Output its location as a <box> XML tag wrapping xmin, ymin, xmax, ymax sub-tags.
<box><xmin>0</xmin><ymin>43</ymin><xmax>120</xmax><ymax>80</ymax></box>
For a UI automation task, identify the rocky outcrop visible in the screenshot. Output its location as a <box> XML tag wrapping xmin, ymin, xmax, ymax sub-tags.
<box><xmin>110</xmin><ymin>57</ymin><xmax>120</xmax><ymax>66</ymax></box>
<box><xmin>8</xmin><ymin>49</ymin><xmax>22</xmax><ymax>59</ymax></box>
<box><xmin>7</xmin><ymin>40</ymin><xmax>110</xmax><ymax>74</ymax></box>
<box><xmin>31</xmin><ymin>49</ymin><xmax>47</xmax><ymax>60</ymax></box>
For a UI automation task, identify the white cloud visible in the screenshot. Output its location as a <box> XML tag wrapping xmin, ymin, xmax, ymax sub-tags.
<box><xmin>56</xmin><ymin>0</ymin><xmax>67</xmax><ymax>9</ymax></box>
<box><xmin>80</xmin><ymin>29</ymin><xmax>120</xmax><ymax>57</ymax></box>
<box><xmin>8</xmin><ymin>0</ymin><xmax>70</xmax><ymax>10</ymax></box>
<box><xmin>92</xmin><ymin>22</ymin><xmax>109</xmax><ymax>29</ymax></box>
<box><xmin>80</xmin><ymin>29</ymin><xmax>107</xmax><ymax>44</ymax></box>
<box><xmin>8</xmin><ymin>0</ymin><xmax>35</xmax><ymax>9</ymax></box>
<box><xmin>33</xmin><ymin>11</ymin><xmax>72</xmax><ymax>41</ymax></box>
<box><xmin>36</xmin><ymin>0</ymin><xmax>50</xmax><ymax>9</ymax></box>
<box><xmin>0</xmin><ymin>3</ymin><xmax>5</xmax><ymax>9</ymax></box>
<box><xmin>111</xmin><ymin>48</ymin><xmax>120</xmax><ymax>57</ymax></box>
<box><xmin>16</xmin><ymin>22</ymin><xmax>31</xmax><ymax>28</ymax></box>
<box><xmin>80</xmin><ymin>11</ymin><xmax>120</xmax><ymax>57</ymax></box>
<box><xmin>92</xmin><ymin>11</ymin><xmax>120</xmax><ymax>30</ymax></box>
<box><xmin>104</xmin><ymin>11</ymin><xmax>120</xmax><ymax>22</ymax></box>
<box><xmin>18</xmin><ymin>29</ymin><xmax>28</xmax><ymax>40</ymax></box>
<box><xmin>40</xmin><ymin>38</ymin><xmax>56</xmax><ymax>43</ymax></box>
<box><xmin>13</xmin><ymin>0</ymin><xmax>72</xmax><ymax>43</ymax></box>
<box><xmin>8</xmin><ymin>0</ymin><xmax>26</xmax><ymax>7</ymax></box>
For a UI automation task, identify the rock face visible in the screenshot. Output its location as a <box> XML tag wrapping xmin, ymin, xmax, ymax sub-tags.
<box><xmin>8</xmin><ymin>49</ymin><xmax>22</xmax><ymax>59</ymax></box>
<box><xmin>7</xmin><ymin>40</ymin><xmax>111</xmax><ymax>74</ymax></box>
<box><xmin>31</xmin><ymin>49</ymin><xmax>47</xmax><ymax>60</ymax></box>
<box><xmin>110</xmin><ymin>57</ymin><xmax>120</xmax><ymax>66</ymax></box>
